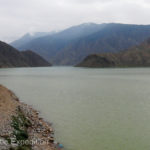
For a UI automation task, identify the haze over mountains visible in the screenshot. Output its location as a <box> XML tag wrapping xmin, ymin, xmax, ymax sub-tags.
<box><xmin>11</xmin><ymin>32</ymin><xmax>56</xmax><ymax>49</ymax></box>
<box><xmin>0</xmin><ymin>41</ymin><xmax>51</xmax><ymax>68</ymax></box>
<box><xmin>10</xmin><ymin>23</ymin><xmax>150</xmax><ymax>66</ymax></box>
<box><xmin>76</xmin><ymin>38</ymin><xmax>150</xmax><ymax>68</ymax></box>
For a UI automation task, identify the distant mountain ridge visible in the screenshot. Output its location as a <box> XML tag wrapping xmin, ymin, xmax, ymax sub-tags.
<box><xmin>76</xmin><ymin>38</ymin><xmax>150</xmax><ymax>68</ymax></box>
<box><xmin>10</xmin><ymin>32</ymin><xmax>55</xmax><ymax>49</ymax></box>
<box><xmin>11</xmin><ymin>23</ymin><xmax>150</xmax><ymax>65</ymax></box>
<box><xmin>0</xmin><ymin>41</ymin><xmax>51</xmax><ymax>68</ymax></box>
<box><xmin>11</xmin><ymin>23</ymin><xmax>106</xmax><ymax>62</ymax></box>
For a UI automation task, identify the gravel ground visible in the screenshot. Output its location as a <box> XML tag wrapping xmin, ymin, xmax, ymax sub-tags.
<box><xmin>0</xmin><ymin>85</ymin><xmax>62</xmax><ymax>150</ymax></box>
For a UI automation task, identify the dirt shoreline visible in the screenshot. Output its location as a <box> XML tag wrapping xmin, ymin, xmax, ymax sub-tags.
<box><xmin>0</xmin><ymin>85</ymin><xmax>63</xmax><ymax>150</ymax></box>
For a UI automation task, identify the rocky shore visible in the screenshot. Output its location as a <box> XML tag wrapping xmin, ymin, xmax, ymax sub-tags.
<box><xmin>0</xmin><ymin>85</ymin><xmax>62</xmax><ymax>150</ymax></box>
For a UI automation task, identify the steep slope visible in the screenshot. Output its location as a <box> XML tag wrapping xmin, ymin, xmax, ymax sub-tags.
<box><xmin>0</xmin><ymin>41</ymin><xmax>51</xmax><ymax>68</ymax></box>
<box><xmin>12</xmin><ymin>23</ymin><xmax>150</xmax><ymax>65</ymax></box>
<box><xmin>53</xmin><ymin>24</ymin><xmax>150</xmax><ymax>65</ymax></box>
<box><xmin>11</xmin><ymin>23</ymin><xmax>107</xmax><ymax>61</ymax></box>
<box><xmin>76</xmin><ymin>38</ymin><xmax>150</xmax><ymax>68</ymax></box>
<box><xmin>21</xmin><ymin>50</ymin><xmax>52</xmax><ymax>67</ymax></box>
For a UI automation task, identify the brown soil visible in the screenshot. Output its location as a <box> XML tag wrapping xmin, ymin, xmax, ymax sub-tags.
<box><xmin>0</xmin><ymin>85</ymin><xmax>60</xmax><ymax>150</ymax></box>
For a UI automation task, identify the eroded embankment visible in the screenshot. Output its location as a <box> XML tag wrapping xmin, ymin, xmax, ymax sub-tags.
<box><xmin>0</xmin><ymin>85</ymin><xmax>61</xmax><ymax>150</ymax></box>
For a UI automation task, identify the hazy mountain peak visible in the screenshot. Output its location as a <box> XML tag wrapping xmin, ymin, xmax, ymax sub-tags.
<box><xmin>78</xmin><ymin>22</ymin><xmax>98</xmax><ymax>26</ymax></box>
<box><xmin>10</xmin><ymin>31</ymin><xmax>55</xmax><ymax>48</ymax></box>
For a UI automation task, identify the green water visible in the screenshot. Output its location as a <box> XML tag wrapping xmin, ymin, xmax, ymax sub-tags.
<box><xmin>0</xmin><ymin>67</ymin><xmax>150</xmax><ymax>150</ymax></box>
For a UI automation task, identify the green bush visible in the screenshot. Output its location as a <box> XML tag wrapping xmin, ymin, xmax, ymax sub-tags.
<box><xmin>11</xmin><ymin>106</ymin><xmax>32</xmax><ymax>150</ymax></box>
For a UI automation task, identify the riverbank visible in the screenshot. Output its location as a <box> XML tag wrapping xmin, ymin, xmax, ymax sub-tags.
<box><xmin>0</xmin><ymin>85</ymin><xmax>61</xmax><ymax>150</ymax></box>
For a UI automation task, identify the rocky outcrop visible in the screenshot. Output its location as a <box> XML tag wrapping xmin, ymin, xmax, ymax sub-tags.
<box><xmin>0</xmin><ymin>85</ymin><xmax>61</xmax><ymax>150</ymax></box>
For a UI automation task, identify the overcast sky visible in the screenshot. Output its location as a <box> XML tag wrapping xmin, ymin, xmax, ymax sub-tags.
<box><xmin>0</xmin><ymin>0</ymin><xmax>150</xmax><ymax>42</ymax></box>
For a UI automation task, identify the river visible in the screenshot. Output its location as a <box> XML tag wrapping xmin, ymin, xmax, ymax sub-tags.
<box><xmin>0</xmin><ymin>67</ymin><xmax>150</xmax><ymax>150</ymax></box>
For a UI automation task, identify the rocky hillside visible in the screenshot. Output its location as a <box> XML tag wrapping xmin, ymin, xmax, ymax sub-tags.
<box><xmin>0</xmin><ymin>85</ymin><xmax>62</xmax><ymax>150</ymax></box>
<box><xmin>76</xmin><ymin>38</ymin><xmax>150</xmax><ymax>68</ymax></box>
<box><xmin>11</xmin><ymin>23</ymin><xmax>150</xmax><ymax>65</ymax></box>
<box><xmin>0</xmin><ymin>41</ymin><xmax>51</xmax><ymax>68</ymax></box>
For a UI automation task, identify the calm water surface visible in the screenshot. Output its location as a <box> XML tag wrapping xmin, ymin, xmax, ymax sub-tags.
<box><xmin>0</xmin><ymin>67</ymin><xmax>150</xmax><ymax>150</ymax></box>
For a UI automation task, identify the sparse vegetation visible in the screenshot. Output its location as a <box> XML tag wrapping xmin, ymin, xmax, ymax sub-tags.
<box><xmin>76</xmin><ymin>38</ymin><xmax>150</xmax><ymax>68</ymax></box>
<box><xmin>11</xmin><ymin>106</ymin><xmax>32</xmax><ymax>150</ymax></box>
<box><xmin>0</xmin><ymin>85</ymin><xmax>56</xmax><ymax>150</ymax></box>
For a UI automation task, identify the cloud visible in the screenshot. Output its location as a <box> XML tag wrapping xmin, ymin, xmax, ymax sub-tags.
<box><xmin>0</xmin><ymin>0</ymin><xmax>150</xmax><ymax>42</ymax></box>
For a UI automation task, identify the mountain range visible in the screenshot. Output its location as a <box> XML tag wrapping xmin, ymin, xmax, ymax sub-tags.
<box><xmin>10</xmin><ymin>23</ymin><xmax>150</xmax><ymax>66</ymax></box>
<box><xmin>76</xmin><ymin>38</ymin><xmax>150</xmax><ymax>68</ymax></box>
<box><xmin>0</xmin><ymin>41</ymin><xmax>51</xmax><ymax>68</ymax></box>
